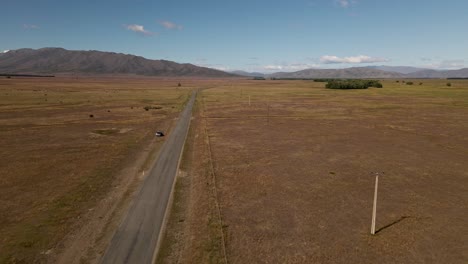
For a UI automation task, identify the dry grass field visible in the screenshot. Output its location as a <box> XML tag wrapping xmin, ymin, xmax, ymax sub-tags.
<box><xmin>160</xmin><ymin>79</ymin><xmax>468</xmax><ymax>263</ymax></box>
<box><xmin>0</xmin><ymin>77</ymin><xmax>199</xmax><ymax>263</ymax></box>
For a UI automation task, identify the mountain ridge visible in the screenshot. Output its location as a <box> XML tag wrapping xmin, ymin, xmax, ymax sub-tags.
<box><xmin>0</xmin><ymin>48</ymin><xmax>237</xmax><ymax>77</ymax></box>
<box><xmin>2</xmin><ymin>48</ymin><xmax>467</xmax><ymax>78</ymax></box>
<box><xmin>234</xmin><ymin>67</ymin><xmax>468</xmax><ymax>79</ymax></box>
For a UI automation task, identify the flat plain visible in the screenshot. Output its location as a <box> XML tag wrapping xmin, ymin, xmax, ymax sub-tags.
<box><xmin>160</xmin><ymin>79</ymin><xmax>468</xmax><ymax>263</ymax></box>
<box><xmin>0</xmin><ymin>77</ymin><xmax>196</xmax><ymax>263</ymax></box>
<box><xmin>1</xmin><ymin>77</ymin><xmax>467</xmax><ymax>264</ymax></box>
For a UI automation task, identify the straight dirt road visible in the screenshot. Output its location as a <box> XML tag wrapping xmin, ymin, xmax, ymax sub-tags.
<box><xmin>100</xmin><ymin>91</ymin><xmax>197</xmax><ymax>264</ymax></box>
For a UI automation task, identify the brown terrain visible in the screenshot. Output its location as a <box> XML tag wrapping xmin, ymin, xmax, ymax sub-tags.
<box><xmin>1</xmin><ymin>77</ymin><xmax>467</xmax><ymax>264</ymax></box>
<box><xmin>0</xmin><ymin>76</ymin><xmax>201</xmax><ymax>263</ymax></box>
<box><xmin>159</xmin><ymin>79</ymin><xmax>468</xmax><ymax>263</ymax></box>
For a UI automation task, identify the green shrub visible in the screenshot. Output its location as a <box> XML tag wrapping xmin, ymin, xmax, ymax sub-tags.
<box><xmin>406</xmin><ymin>82</ymin><xmax>414</xmax><ymax>85</ymax></box>
<box><xmin>325</xmin><ymin>79</ymin><xmax>383</xmax><ymax>89</ymax></box>
<box><xmin>447</xmin><ymin>82</ymin><xmax>452</xmax><ymax>87</ymax></box>
<box><xmin>144</xmin><ymin>106</ymin><xmax>163</xmax><ymax>111</ymax></box>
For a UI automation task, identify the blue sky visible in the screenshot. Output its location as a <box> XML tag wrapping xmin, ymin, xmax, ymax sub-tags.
<box><xmin>1</xmin><ymin>0</ymin><xmax>467</xmax><ymax>72</ymax></box>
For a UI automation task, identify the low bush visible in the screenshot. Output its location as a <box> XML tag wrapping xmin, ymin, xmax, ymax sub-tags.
<box><xmin>325</xmin><ymin>79</ymin><xmax>383</xmax><ymax>89</ymax></box>
<box><xmin>144</xmin><ymin>106</ymin><xmax>163</xmax><ymax>111</ymax></box>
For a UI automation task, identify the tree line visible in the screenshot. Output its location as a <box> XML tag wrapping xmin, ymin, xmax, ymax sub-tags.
<box><xmin>325</xmin><ymin>79</ymin><xmax>383</xmax><ymax>89</ymax></box>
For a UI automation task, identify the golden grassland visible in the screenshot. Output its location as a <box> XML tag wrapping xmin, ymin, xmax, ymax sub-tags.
<box><xmin>1</xmin><ymin>77</ymin><xmax>467</xmax><ymax>263</ymax></box>
<box><xmin>0</xmin><ymin>77</ymin><xmax>195</xmax><ymax>263</ymax></box>
<box><xmin>159</xmin><ymin>78</ymin><xmax>468</xmax><ymax>263</ymax></box>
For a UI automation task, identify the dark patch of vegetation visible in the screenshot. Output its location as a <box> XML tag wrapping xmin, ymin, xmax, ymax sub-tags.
<box><xmin>275</xmin><ymin>78</ymin><xmax>317</xmax><ymax>80</ymax></box>
<box><xmin>325</xmin><ymin>79</ymin><xmax>383</xmax><ymax>89</ymax></box>
<box><xmin>406</xmin><ymin>82</ymin><xmax>414</xmax><ymax>85</ymax></box>
<box><xmin>396</xmin><ymin>80</ymin><xmax>399</xmax><ymax>83</ymax></box>
<box><xmin>253</xmin><ymin>77</ymin><xmax>266</xmax><ymax>80</ymax></box>
<box><xmin>0</xmin><ymin>74</ymin><xmax>55</xmax><ymax>78</ymax></box>
<box><xmin>178</xmin><ymin>83</ymin><xmax>181</xmax><ymax>87</ymax></box>
<box><xmin>314</xmin><ymin>79</ymin><xmax>338</xmax><ymax>82</ymax></box>
<box><xmin>447</xmin><ymin>82</ymin><xmax>452</xmax><ymax>87</ymax></box>
<box><xmin>419</xmin><ymin>82</ymin><xmax>423</xmax><ymax>85</ymax></box>
<box><xmin>144</xmin><ymin>106</ymin><xmax>163</xmax><ymax>111</ymax></box>
<box><xmin>89</xmin><ymin>114</ymin><xmax>94</xmax><ymax>118</ymax></box>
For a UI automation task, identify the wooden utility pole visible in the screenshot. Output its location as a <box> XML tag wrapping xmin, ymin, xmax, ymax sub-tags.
<box><xmin>371</xmin><ymin>172</ymin><xmax>381</xmax><ymax>235</ymax></box>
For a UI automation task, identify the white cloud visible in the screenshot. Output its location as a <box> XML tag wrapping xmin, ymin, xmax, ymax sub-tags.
<box><xmin>159</xmin><ymin>21</ymin><xmax>183</xmax><ymax>30</ymax></box>
<box><xmin>335</xmin><ymin>0</ymin><xmax>357</xmax><ymax>8</ymax></box>
<box><xmin>320</xmin><ymin>55</ymin><xmax>388</xmax><ymax>64</ymax></box>
<box><xmin>263</xmin><ymin>63</ymin><xmax>320</xmax><ymax>72</ymax></box>
<box><xmin>23</xmin><ymin>24</ymin><xmax>39</xmax><ymax>29</ymax></box>
<box><xmin>423</xmin><ymin>60</ymin><xmax>465</xmax><ymax>70</ymax></box>
<box><xmin>124</xmin><ymin>24</ymin><xmax>154</xmax><ymax>36</ymax></box>
<box><xmin>264</xmin><ymin>65</ymin><xmax>284</xmax><ymax>71</ymax></box>
<box><xmin>337</xmin><ymin>0</ymin><xmax>350</xmax><ymax>7</ymax></box>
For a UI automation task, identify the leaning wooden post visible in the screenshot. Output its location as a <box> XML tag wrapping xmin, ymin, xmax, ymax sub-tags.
<box><xmin>371</xmin><ymin>173</ymin><xmax>379</xmax><ymax>235</ymax></box>
<box><xmin>249</xmin><ymin>95</ymin><xmax>251</xmax><ymax>106</ymax></box>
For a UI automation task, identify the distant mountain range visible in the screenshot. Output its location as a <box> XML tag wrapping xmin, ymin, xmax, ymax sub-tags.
<box><xmin>0</xmin><ymin>48</ymin><xmax>237</xmax><ymax>77</ymax></box>
<box><xmin>230</xmin><ymin>70</ymin><xmax>267</xmax><ymax>78</ymax></box>
<box><xmin>1</xmin><ymin>48</ymin><xmax>467</xmax><ymax>78</ymax></box>
<box><xmin>367</xmin><ymin>66</ymin><xmax>428</xmax><ymax>74</ymax></box>
<box><xmin>270</xmin><ymin>67</ymin><xmax>403</xmax><ymax>79</ymax></box>
<box><xmin>233</xmin><ymin>66</ymin><xmax>468</xmax><ymax>79</ymax></box>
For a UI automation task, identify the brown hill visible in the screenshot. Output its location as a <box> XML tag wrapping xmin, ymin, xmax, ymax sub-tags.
<box><xmin>0</xmin><ymin>48</ymin><xmax>237</xmax><ymax>77</ymax></box>
<box><xmin>406</xmin><ymin>68</ymin><xmax>468</xmax><ymax>78</ymax></box>
<box><xmin>271</xmin><ymin>67</ymin><xmax>404</xmax><ymax>79</ymax></box>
